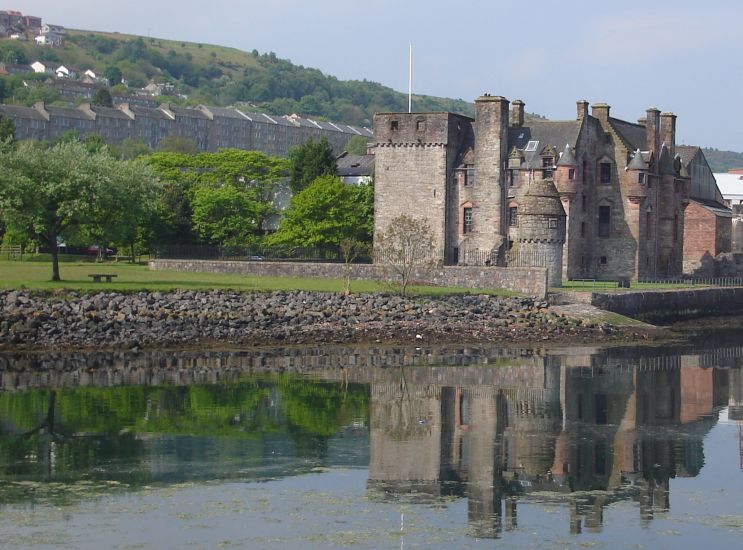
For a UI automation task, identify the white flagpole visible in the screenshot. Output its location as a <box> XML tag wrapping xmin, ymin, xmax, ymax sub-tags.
<box><xmin>408</xmin><ymin>43</ymin><xmax>412</xmax><ymax>113</ymax></box>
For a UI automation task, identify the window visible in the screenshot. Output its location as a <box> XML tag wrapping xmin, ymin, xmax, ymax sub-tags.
<box><xmin>548</xmin><ymin>217</ymin><xmax>558</xmax><ymax>229</ymax></box>
<box><xmin>542</xmin><ymin>169</ymin><xmax>553</xmax><ymax>179</ymax></box>
<box><xmin>542</xmin><ymin>157</ymin><xmax>553</xmax><ymax>168</ymax></box>
<box><xmin>568</xmin><ymin>168</ymin><xmax>575</xmax><ymax>180</ymax></box>
<box><xmin>646</xmin><ymin>211</ymin><xmax>652</xmax><ymax>236</ymax></box>
<box><xmin>390</xmin><ymin>120</ymin><xmax>398</xmax><ymax>131</ymax></box>
<box><xmin>464</xmin><ymin>165</ymin><xmax>475</xmax><ymax>187</ymax></box>
<box><xmin>638</xmin><ymin>172</ymin><xmax>645</xmax><ymax>183</ymax></box>
<box><xmin>463</xmin><ymin>207</ymin><xmax>473</xmax><ymax>234</ymax></box>
<box><xmin>524</xmin><ymin>140</ymin><xmax>539</xmax><ymax>152</ymax></box>
<box><xmin>508</xmin><ymin>206</ymin><xmax>518</xmax><ymax>227</ymax></box>
<box><xmin>416</xmin><ymin>120</ymin><xmax>425</xmax><ymax>131</ymax></box>
<box><xmin>509</xmin><ymin>170</ymin><xmax>518</xmax><ymax>187</ymax></box>
<box><xmin>580</xmin><ymin>221</ymin><xmax>586</xmax><ymax>237</ymax></box>
<box><xmin>600</xmin><ymin>162</ymin><xmax>611</xmax><ymax>184</ymax></box>
<box><xmin>600</xmin><ymin>256</ymin><xmax>607</xmax><ymax>264</ymax></box>
<box><xmin>582</xmin><ymin>194</ymin><xmax>587</xmax><ymax>212</ymax></box>
<box><xmin>598</xmin><ymin>205</ymin><xmax>610</xmax><ymax>237</ymax></box>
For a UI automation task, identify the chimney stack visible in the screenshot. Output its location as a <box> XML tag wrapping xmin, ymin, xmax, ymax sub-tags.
<box><xmin>646</xmin><ymin>107</ymin><xmax>661</xmax><ymax>159</ymax></box>
<box><xmin>510</xmin><ymin>99</ymin><xmax>525</xmax><ymax>127</ymax></box>
<box><xmin>591</xmin><ymin>103</ymin><xmax>610</xmax><ymax>122</ymax></box>
<box><xmin>576</xmin><ymin>100</ymin><xmax>589</xmax><ymax>120</ymax></box>
<box><xmin>660</xmin><ymin>112</ymin><xmax>676</xmax><ymax>158</ymax></box>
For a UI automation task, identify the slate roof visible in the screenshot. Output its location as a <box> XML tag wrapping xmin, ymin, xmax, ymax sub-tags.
<box><xmin>714</xmin><ymin>173</ymin><xmax>743</xmax><ymax>198</ymax></box>
<box><xmin>46</xmin><ymin>105</ymin><xmax>94</xmax><ymax>120</ymax></box>
<box><xmin>508</xmin><ymin>120</ymin><xmax>581</xmax><ymax>169</ymax></box>
<box><xmin>627</xmin><ymin>149</ymin><xmax>648</xmax><ymax>170</ymax></box>
<box><xmin>609</xmin><ymin>118</ymin><xmax>647</xmax><ymax>150</ymax></box>
<box><xmin>89</xmin><ymin>105</ymin><xmax>133</xmax><ymax>120</ymax></box>
<box><xmin>170</xmin><ymin>106</ymin><xmax>210</xmax><ymax>120</ymax></box>
<box><xmin>0</xmin><ymin>104</ymin><xmax>47</xmax><ymax>120</ymax></box>
<box><xmin>129</xmin><ymin>105</ymin><xmax>173</xmax><ymax>119</ymax></box>
<box><xmin>202</xmin><ymin>106</ymin><xmax>250</xmax><ymax>120</ymax></box>
<box><xmin>675</xmin><ymin>145</ymin><xmax>701</xmax><ymax>168</ymax></box>
<box><xmin>336</xmin><ymin>153</ymin><xmax>374</xmax><ymax>177</ymax></box>
<box><xmin>690</xmin><ymin>197</ymin><xmax>732</xmax><ymax>217</ymax></box>
<box><xmin>556</xmin><ymin>143</ymin><xmax>577</xmax><ymax>166</ymax></box>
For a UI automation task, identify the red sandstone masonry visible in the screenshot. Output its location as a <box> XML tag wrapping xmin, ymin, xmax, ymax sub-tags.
<box><xmin>148</xmin><ymin>260</ymin><xmax>548</xmax><ymax>298</ymax></box>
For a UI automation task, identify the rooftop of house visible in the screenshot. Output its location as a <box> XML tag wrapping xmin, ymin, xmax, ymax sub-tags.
<box><xmin>508</xmin><ymin>120</ymin><xmax>581</xmax><ymax>169</ymax></box>
<box><xmin>336</xmin><ymin>153</ymin><xmax>374</xmax><ymax>176</ymax></box>
<box><xmin>715</xmin><ymin>173</ymin><xmax>743</xmax><ymax>198</ymax></box>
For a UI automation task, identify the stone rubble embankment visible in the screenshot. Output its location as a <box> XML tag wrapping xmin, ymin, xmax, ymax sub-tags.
<box><xmin>0</xmin><ymin>289</ymin><xmax>623</xmax><ymax>351</ymax></box>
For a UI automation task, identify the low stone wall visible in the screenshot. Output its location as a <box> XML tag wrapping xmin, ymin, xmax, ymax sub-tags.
<box><xmin>149</xmin><ymin>260</ymin><xmax>548</xmax><ymax>298</ymax></box>
<box><xmin>590</xmin><ymin>287</ymin><xmax>743</xmax><ymax>321</ymax></box>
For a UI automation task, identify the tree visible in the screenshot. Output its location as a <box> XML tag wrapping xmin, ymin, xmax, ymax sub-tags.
<box><xmin>83</xmin><ymin>133</ymin><xmax>107</xmax><ymax>153</ymax></box>
<box><xmin>113</xmin><ymin>138</ymin><xmax>151</xmax><ymax>160</ymax></box>
<box><xmin>0</xmin><ymin>114</ymin><xmax>14</xmax><ymax>142</ymax></box>
<box><xmin>340</xmin><ymin>238</ymin><xmax>369</xmax><ymax>296</ymax></box>
<box><xmin>92</xmin><ymin>88</ymin><xmax>113</xmax><ymax>107</ymax></box>
<box><xmin>268</xmin><ymin>176</ymin><xmax>372</xmax><ymax>248</ymax></box>
<box><xmin>147</xmin><ymin>149</ymin><xmax>288</xmax><ymax>245</ymax></box>
<box><xmin>0</xmin><ymin>141</ymin><xmax>158</xmax><ymax>280</ymax></box>
<box><xmin>375</xmin><ymin>214</ymin><xmax>436</xmax><ymax>296</ymax></box>
<box><xmin>344</xmin><ymin>135</ymin><xmax>368</xmax><ymax>155</ymax></box>
<box><xmin>156</xmin><ymin>135</ymin><xmax>198</xmax><ymax>155</ymax></box>
<box><xmin>288</xmin><ymin>137</ymin><xmax>337</xmax><ymax>193</ymax></box>
<box><xmin>104</xmin><ymin>66</ymin><xmax>123</xmax><ymax>86</ymax></box>
<box><xmin>191</xmin><ymin>183</ymin><xmax>268</xmax><ymax>246</ymax></box>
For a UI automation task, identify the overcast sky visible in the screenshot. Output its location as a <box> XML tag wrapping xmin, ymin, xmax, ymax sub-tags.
<box><xmin>18</xmin><ymin>0</ymin><xmax>743</xmax><ymax>150</ymax></box>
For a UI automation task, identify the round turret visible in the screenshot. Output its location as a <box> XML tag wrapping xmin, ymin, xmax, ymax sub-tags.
<box><xmin>512</xmin><ymin>177</ymin><xmax>567</xmax><ymax>287</ymax></box>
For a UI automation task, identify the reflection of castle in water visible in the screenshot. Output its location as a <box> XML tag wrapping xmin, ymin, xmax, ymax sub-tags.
<box><xmin>366</xmin><ymin>356</ymin><xmax>734</xmax><ymax>538</ymax></box>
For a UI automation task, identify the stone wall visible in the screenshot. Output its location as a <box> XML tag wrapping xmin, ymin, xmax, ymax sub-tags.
<box><xmin>149</xmin><ymin>259</ymin><xmax>548</xmax><ymax>298</ymax></box>
<box><xmin>589</xmin><ymin>287</ymin><xmax>743</xmax><ymax>321</ymax></box>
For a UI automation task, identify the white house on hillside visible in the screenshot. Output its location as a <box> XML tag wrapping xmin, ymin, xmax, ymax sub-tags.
<box><xmin>30</xmin><ymin>60</ymin><xmax>50</xmax><ymax>73</ymax></box>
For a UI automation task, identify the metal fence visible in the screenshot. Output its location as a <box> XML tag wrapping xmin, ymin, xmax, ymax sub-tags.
<box><xmin>153</xmin><ymin>244</ymin><xmax>374</xmax><ymax>263</ymax></box>
<box><xmin>505</xmin><ymin>249</ymin><xmax>549</xmax><ymax>268</ymax></box>
<box><xmin>637</xmin><ymin>276</ymin><xmax>743</xmax><ymax>287</ymax></box>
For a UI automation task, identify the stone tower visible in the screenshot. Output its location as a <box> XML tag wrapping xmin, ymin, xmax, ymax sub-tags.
<box><xmin>513</xmin><ymin>178</ymin><xmax>567</xmax><ymax>287</ymax></box>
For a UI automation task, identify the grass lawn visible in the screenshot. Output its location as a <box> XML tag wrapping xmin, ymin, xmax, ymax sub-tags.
<box><xmin>558</xmin><ymin>280</ymin><xmax>705</xmax><ymax>292</ymax></box>
<box><xmin>0</xmin><ymin>260</ymin><xmax>517</xmax><ymax>296</ymax></box>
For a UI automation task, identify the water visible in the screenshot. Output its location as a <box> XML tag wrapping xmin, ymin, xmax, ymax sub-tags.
<box><xmin>2</xmin><ymin>336</ymin><xmax>743</xmax><ymax>549</ymax></box>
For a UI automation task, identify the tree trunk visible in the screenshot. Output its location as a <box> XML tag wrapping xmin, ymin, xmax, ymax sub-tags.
<box><xmin>130</xmin><ymin>242</ymin><xmax>135</xmax><ymax>264</ymax></box>
<box><xmin>50</xmin><ymin>238</ymin><xmax>61</xmax><ymax>281</ymax></box>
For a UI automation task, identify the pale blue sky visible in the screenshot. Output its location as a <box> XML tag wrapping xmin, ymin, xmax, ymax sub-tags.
<box><xmin>19</xmin><ymin>0</ymin><xmax>743</xmax><ymax>150</ymax></box>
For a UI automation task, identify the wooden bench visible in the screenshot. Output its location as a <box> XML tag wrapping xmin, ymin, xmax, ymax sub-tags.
<box><xmin>88</xmin><ymin>273</ymin><xmax>118</xmax><ymax>283</ymax></box>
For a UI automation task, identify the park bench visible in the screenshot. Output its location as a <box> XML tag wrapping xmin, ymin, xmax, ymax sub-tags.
<box><xmin>88</xmin><ymin>273</ymin><xmax>118</xmax><ymax>283</ymax></box>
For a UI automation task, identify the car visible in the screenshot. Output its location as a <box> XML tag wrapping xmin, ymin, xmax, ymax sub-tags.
<box><xmin>87</xmin><ymin>245</ymin><xmax>116</xmax><ymax>256</ymax></box>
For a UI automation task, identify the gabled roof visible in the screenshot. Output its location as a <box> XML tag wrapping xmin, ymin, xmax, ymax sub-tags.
<box><xmin>608</xmin><ymin>117</ymin><xmax>646</xmax><ymax>150</ymax></box>
<box><xmin>0</xmin><ymin>104</ymin><xmax>47</xmax><ymax>120</ymax></box>
<box><xmin>46</xmin><ymin>105</ymin><xmax>94</xmax><ymax>121</ymax></box>
<box><xmin>675</xmin><ymin>145</ymin><xmax>702</xmax><ymax>168</ymax></box>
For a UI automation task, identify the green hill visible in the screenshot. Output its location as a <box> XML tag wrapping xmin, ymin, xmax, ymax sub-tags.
<box><xmin>0</xmin><ymin>30</ymin><xmax>475</xmax><ymax>126</ymax></box>
<box><xmin>702</xmin><ymin>148</ymin><xmax>743</xmax><ymax>173</ymax></box>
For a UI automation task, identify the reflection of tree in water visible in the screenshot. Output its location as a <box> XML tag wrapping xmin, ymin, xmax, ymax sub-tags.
<box><xmin>0</xmin><ymin>376</ymin><xmax>370</xmax><ymax>498</ymax></box>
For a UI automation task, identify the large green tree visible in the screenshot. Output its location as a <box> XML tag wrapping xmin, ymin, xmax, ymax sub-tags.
<box><xmin>288</xmin><ymin>137</ymin><xmax>337</xmax><ymax>193</ymax></box>
<box><xmin>269</xmin><ymin>175</ymin><xmax>372</xmax><ymax>248</ymax></box>
<box><xmin>0</xmin><ymin>141</ymin><xmax>158</xmax><ymax>280</ymax></box>
<box><xmin>147</xmin><ymin>149</ymin><xmax>289</xmax><ymax>245</ymax></box>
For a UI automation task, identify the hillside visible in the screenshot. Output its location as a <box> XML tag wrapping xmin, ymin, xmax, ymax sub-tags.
<box><xmin>702</xmin><ymin>148</ymin><xmax>743</xmax><ymax>173</ymax></box>
<box><xmin>0</xmin><ymin>30</ymin><xmax>475</xmax><ymax>126</ymax></box>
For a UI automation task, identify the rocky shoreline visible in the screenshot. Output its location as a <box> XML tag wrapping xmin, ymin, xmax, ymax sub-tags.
<box><xmin>0</xmin><ymin>289</ymin><xmax>647</xmax><ymax>352</ymax></box>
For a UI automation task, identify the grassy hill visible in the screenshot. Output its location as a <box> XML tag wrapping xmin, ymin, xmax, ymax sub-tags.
<box><xmin>0</xmin><ymin>30</ymin><xmax>475</xmax><ymax>127</ymax></box>
<box><xmin>702</xmin><ymin>148</ymin><xmax>743</xmax><ymax>173</ymax></box>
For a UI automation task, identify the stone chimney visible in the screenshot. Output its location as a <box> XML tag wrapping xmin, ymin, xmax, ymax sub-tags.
<box><xmin>591</xmin><ymin>103</ymin><xmax>610</xmax><ymax>122</ymax></box>
<box><xmin>660</xmin><ymin>112</ymin><xmax>676</xmax><ymax>158</ymax></box>
<box><xmin>510</xmin><ymin>99</ymin><xmax>525</xmax><ymax>127</ymax></box>
<box><xmin>646</xmin><ymin>107</ymin><xmax>661</xmax><ymax>160</ymax></box>
<box><xmin>33</xmin><ymin>101</ymin><xmax>50</xmax><ymax>121</ymax></box>
<box><xmin>576</xmin><ymin>100</ymin><xmax>589</xmax><ymax>120</ymax></box>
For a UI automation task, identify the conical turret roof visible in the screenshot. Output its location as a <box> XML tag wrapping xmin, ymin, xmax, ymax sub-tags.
<box><xmin>658</xmin><ymin>143</ymin><xmax>676</xmax><ymax>175</ymax></box>
<box><xmin>556</xmin><ymin>143</ymin><xmax>577</xmax><ymax>166</ymax></box>
<box><xmin>518</xmin><ymin>178</ymin><xmax>566</xmax><ymax>217</ymax></box>
<box><xmin>627</xmin><ymin>148</ymin><xmax>648</xmax><ymax>170</ymax></box>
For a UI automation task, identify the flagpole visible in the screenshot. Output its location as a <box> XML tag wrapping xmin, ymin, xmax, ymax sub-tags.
<box><xmin>408</xmin><ymin>43</ymin><xmax>412</xmax><ymax>113</ymax></box>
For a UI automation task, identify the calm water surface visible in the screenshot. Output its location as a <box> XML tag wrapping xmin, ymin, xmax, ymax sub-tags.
<box><xmin>1</xmin><ymin>334</ymin><xmax>743</xmax><ymax>549</ymax></box>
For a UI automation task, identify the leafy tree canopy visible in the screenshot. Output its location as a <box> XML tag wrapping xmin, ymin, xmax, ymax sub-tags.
<box><xmin>0</xmin><ymin>114</ymin><xmax>15</xmax><ymax>142</ymax></box>
<box><xmin>156</xmin><ymin>135</ymin><xmax>198</xmax><ymax>155</ymax></box>
<box><xmin>92</xmin><ymin>88</ymin><xmax>113</xmax><ymax>107</ymax></box>
<box><xmin>0</xmin><ymin>141</ymin><xmax>158</xmax><ymax>280</ymax></box>
<box><xmin>288</xmin><ymin>137</ymin><xmax>337</xmax><ymax>193</ymax></box>
<box><xmin>269</xmin><ymin>175</ymin><xmax>372</xmax><ymax>248</ymax></box>
<box><xmin>343</xmin><ymin>135</ymin><xmax>369</xmax><ymax>155</ymax></box>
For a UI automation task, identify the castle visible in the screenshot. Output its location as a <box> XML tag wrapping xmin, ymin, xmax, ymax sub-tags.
<box><xmin>372</xmin><ymin>96</ymin><xmax>725</xmax><ymax>282</ymax></box>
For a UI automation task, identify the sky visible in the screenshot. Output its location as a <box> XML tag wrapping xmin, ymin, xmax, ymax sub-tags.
<box><xmin>16</xmin><ymin>0</ymin><xmax>743</xmax><ymax>150</ymax></box>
